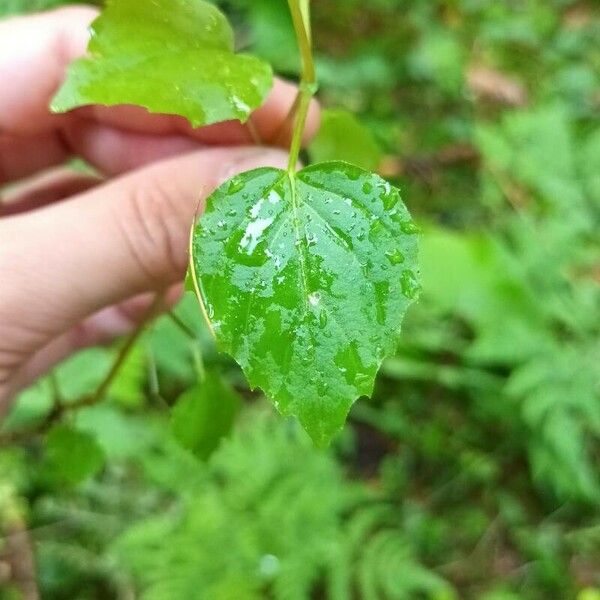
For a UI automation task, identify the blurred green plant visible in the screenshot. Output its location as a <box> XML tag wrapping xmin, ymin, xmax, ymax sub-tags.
<box><xmin>1</xmin><ymin>0</ymin><xmax>599</xmax><ymax>598</ymax></box>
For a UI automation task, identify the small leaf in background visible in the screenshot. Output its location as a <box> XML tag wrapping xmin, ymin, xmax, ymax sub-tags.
<box><xmin>245</xmin><ymin>0</ymin><xmax>299</xmax><ymax>74</ymax></box>
<box><xmin>76</xmin><ymin>405</ymin><xmax>162</xmax><ymax>461</ymax></box>
<box><xmin>45</xmin><ymin>425</ymin><xmax>105</xmax><ymax>486</ymax></box>
<box><xmin>308</xmin><ymin>109</ymin><xmax>382</xmax><ymax>172</ymax></box>
<box><xmin>51</xmin><ymin>0</ymin><xmax>273</xmax><ymax>127</ymax></box>
<box><xmin>171</xmin><ymin>372</ymin><xmax>241</xmax><ymax>460</ymax></box>
<box><xmin>191</xmin><ymin>162</ymin><xmax>419</xmax><ymax>445</ymax></box>
<box><xmin>407</xmin><ymin>29</ymin><xmax>465</xmax><ymax>96</ymax></box>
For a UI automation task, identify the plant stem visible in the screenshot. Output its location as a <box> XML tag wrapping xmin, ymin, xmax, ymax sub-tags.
<box><xmin>48</xmin><ymin>372</ymin><xmax>63</xmax><ymax>406</ymax></box>
<box><xmin>299</xmin><ymin>0</ymin><xmax>312</xmax><ymax>44</ymax></box>
<box><xmin>287</xmin><ymin>0</ymin><xmax>317</xmax><ymax>174</ymax></box>
<box><xmin>166</xmin><ymin>311</ymin><xmax>205</xmax><ymax>382</ymax></box>
<box><xmin>88</xmin><ymin>294</ymin><xmax>164</xmax><ymax>406</ymax></box>
<box><xmin>246</xmin><ymin>116</ymin><xmax>262</xmax><ymax>145</ymax></box>
<box><xmin>0</xmin><ymin>294</ymin><xmax>165</xmax><ymax>445</ymax></box>
<box><xmin>167</xmin><ymin>310</ymin><xmax>197</xmax><ymax>340</ymax></box>
<box><xmin>191</xmin><ymin>344</ymin><xmax>206</xmax><ymax>382</ymax></box>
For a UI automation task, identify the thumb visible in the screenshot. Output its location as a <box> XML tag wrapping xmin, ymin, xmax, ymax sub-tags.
<box><xmin>0</xmin><ymin>147</ymin><xmax>288</xmax><ymax>354</ymax></box>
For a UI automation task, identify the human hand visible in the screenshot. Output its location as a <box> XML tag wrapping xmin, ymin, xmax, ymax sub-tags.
<box><xmin>0</xmin><ymin>7</ymin><xmax>319</xmax><ymax>415</ymax></box>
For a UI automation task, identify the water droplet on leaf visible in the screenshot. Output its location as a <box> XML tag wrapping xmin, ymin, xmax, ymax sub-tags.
<box><xmin>228</xmin><ymin>177</ymin><xmax>245</xmax><ymax>195</ymax></box>
<box><xmin>400</xmin><ymin>270</ymin><xmax>421</xmax><ymax>299</ymax></box>
<box><xmin>400</xmin><ymin>221</ymin><xmax>419</xmax><ymax>235</ymax></box>
<box><xmin>385</xmin><ymin>248</ymin><xmax>405</xmax><ymax>265</ymax></box>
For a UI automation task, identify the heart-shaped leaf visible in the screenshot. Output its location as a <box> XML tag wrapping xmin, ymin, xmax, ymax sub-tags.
<box><xmin>190</xmin><ymin>162</ymin><xmax>420</xmax><ymax>445</ymax></box>
<box><xmin>171</xmin><ymin>372</ymin><xmax>241</xmax><ymax>461</ymax></box>
<box><xmin>51</xmin><ymin>0</ymin><xmax>273</xmax><ymax>127</ymax></box>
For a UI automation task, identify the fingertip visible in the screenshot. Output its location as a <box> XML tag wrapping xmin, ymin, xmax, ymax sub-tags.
<box><xmin>253</xmin><ymin>78</ymin><xmax>322</xmax><ymax>148</ymax></box>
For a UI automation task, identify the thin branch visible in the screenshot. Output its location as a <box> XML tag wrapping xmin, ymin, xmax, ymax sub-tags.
<box><xmin>87</xmin><ymin>293</ymin><xmax>165</xmax><ymax>408</ymax></box>
<box><xmin>0</xmin><ymin>293</ymin><xmax>165</xmax><ymax>445</ymax></box>
<box><xmin>246</xmin><ymin>117</ymin><xmax>263</xmax><ymax>145</ymax></box>
<box><xmin>166</xmin><ymin>310</ymin><xmax>197</xmax><ymax>340</ymax></box>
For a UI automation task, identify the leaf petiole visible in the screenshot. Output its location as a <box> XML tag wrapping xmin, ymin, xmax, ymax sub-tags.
<box><xmin>287</xmin><ymin>0</ymin><xmax>317</xmax><ymax>174</ymax></box>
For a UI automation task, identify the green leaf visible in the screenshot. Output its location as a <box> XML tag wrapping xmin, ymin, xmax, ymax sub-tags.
<box><xmin>190</xmin><ymin>162</ymin><xmax>420</xmax><ymax>445</ymax></box>
<box><xmin>51</xmin><ymin>0</ymin><xmax>273</xmax><ymax>127</ymax></box>
<box><xmin>309</xmin><ymin>110</ymin><xmax>383</xmax><ymax>172</ymax></box>
<box><xmin>45</xmin><ymin>425</ymin><xmax>105</xmax><ymax>486</ymax></box>
<box><xmin>171</xmin><ymin>372</ymin><xmax>241</xmax><ymax>460</ymax></box>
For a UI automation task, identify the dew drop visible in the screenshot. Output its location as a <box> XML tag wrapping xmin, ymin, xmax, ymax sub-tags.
<box><xmin>227</xmin><ymin>177</ymin><xmax>244</xmax><ymax>195</ymax></box>
<box><xmin>400</xmin><ymin>270</ymin><xmax>421</xmax><ymax>299</ymax></box>
<box><xmin>346</xmin><ymin>166</ymin><xmax>361</xmax><ymax>181</ymax></box>
<box><xmin>317</xmin><ymin>380</ymin><xmax>329</xmax><ymax>395</ymax></box>
<box><xmin>385</xmin><ymin>248</ymin><xmax>405</xmax><ymax>265</ymax></box>
<box><xmin>400</xmin><ymin>221</ymin><xmax>420</xmax><ymax>235</ymax></box>
<box><xmin>379</xmin><ymin>181</ymin><xmax>396</xmax><ymax>210</ymax></box>
<box><xmin>362</xmin><ymin>181</ymin><xmax>374</xmax><ymax>194</ymax></box>
<box><xmin>231</xmin><ymin>95</ymin><xmax>251</xmax><ymax>114</ymax></box>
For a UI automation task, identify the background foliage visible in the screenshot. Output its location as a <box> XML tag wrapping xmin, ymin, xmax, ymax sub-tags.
<box><xmin>1</xmin><ymin>0</ymin><xmax>599</xmax><ymax>598</ymax></box>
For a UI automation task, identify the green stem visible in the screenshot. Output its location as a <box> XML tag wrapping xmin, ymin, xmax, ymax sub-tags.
<box><xmin>299</xmin><ymin>0</ymin><xmax>312</xmax><ymax>44</ymax></box>
<box><xmin>167</xmin><ymin>310</ymin><xmax>197</xmax><ymax>340</ymax></box>
<box><xmin>191</xmin><ymin>344</ymin><xmax>206</xmax><ymax>383</ymax></box>
<box><xmin>287</xmin><ymin>0</ymin><xmax>317</xmax><ymax>174</ymax></box>
<box><xmin>166</xmin><ymin>311</ymin><xmax>205</xmax><ymax>382</ymax></box>
<box><xmin>0</xmin><ymin>294</ymin><xmax>165</xmax><ymax>445</ymax></box>
<box><xmin>49</xmin><ymin>371</ymin><xmax>63</xmax><ymax>406</ymax></box>
<box><xmin>88</xmin><ymin>294</ymin><xmax>163</xmax><ymax>406</ymax></box>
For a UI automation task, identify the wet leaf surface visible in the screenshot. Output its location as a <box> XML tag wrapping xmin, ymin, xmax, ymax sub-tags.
<box><xmin>51</xmin><ymin>0</ymin><xmax>273</xmax><ymax>126</ymax></box>
<box><xmin>191</xmin><ymin>161</ymin><xmax>420</xmax><ymax>444</ymax></box>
